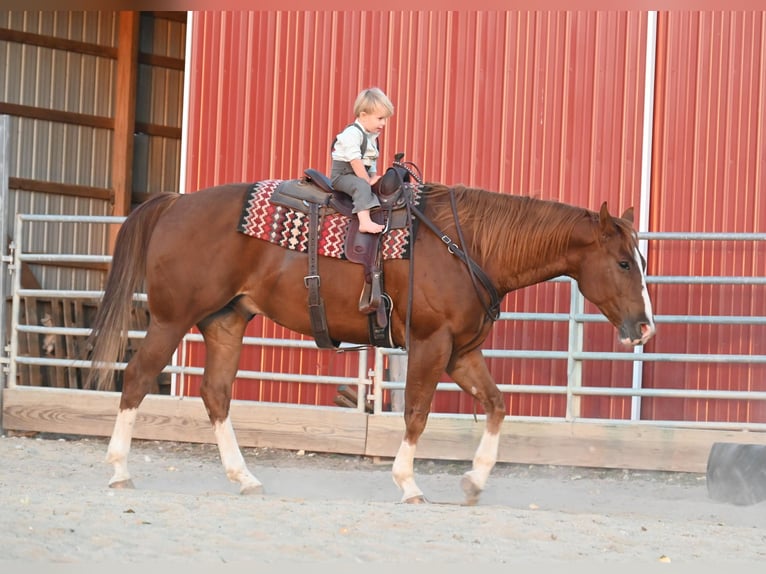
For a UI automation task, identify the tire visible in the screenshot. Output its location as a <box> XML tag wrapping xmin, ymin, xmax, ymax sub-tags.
<box><xmin>706</xmin><ymin>442</ymin><xmax>766</xmax><ymax>506</ymax></box>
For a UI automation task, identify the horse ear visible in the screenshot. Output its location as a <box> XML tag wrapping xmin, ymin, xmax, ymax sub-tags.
<box><xmin>621</xmin><ymin>207</ymin><xmax>635</xmax><ymax>223</ymax></box>
<box><xmin>599</xmin><ymin>202</ymin><xmax>614</xmax><ymax>235</ymax></box>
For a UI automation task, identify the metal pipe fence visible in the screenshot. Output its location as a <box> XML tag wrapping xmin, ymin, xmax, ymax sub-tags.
<box><xmin>3</xmin><ymin>214</ymin><xmax>765</xmax><ymax>430</ymax></box>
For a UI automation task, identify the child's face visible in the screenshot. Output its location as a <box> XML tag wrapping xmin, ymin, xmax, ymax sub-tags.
<box><xmin>358</xmin><ymin>107</ymin><xmax>389</xmax><ymax>134</ymax></box>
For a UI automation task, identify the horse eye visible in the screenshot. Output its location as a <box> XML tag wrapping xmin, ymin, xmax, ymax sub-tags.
<box><xmin>619</xmin><ymin>260</ymin><xmax>631</xmax><ymax>271</ymax></box>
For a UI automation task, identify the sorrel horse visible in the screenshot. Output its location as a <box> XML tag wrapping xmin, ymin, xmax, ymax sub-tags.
<box><xmin>86</xmin><ymin>177</ymin><xmax>656</xmax><ymax>504</ymax></box>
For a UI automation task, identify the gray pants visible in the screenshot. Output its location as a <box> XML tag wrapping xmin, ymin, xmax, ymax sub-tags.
<box><xmin>331</xmin><ymin>161</ymin><xmax>380</xmax><ymax>213</ymax></box>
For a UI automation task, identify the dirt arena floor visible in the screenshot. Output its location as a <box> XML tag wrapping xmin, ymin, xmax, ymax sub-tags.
<box><xmin>1</xmin><ymin>432</ymin><xmax>764</xmax><ymax>566</ymax></box>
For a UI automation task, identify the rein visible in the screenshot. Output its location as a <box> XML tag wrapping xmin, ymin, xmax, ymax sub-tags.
<box><xmin>408</xmin><ymin>199</ymin><xmax>501</xmax><ymax>323</ymax></box>
<box><xmin>396</xmin><ymin>159</ymin><xmax>501</xmax><ymax>326</ymax></box>
<box><xmin>338</xmin><ymin>158</ymin><xmax>501</xmax><ymax>353</ymax></box>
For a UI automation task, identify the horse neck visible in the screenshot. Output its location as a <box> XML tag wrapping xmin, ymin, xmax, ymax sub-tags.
<box><xmin>499</xmin><ymin>256</ymin><xmax>572</xmax><ymax>294</ymax></box>
<box><xmin>470</xmin><ymin>196</ymin><xmax>590</xmax><ymax>295</ymax></box>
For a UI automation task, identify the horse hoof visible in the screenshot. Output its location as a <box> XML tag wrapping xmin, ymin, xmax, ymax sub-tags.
<box><xmin>460</xmin><ymin>474</ymin><xmax>482</xmax><ymax>506</ymax></box>
<box><xmin>109</xmin><ymin>479</ymin><xmax>135</xmax><ymax>490</ymax></box>
<box><xmin>402</xmin><ymin>495</ymin><xmax>428</xmax><ymax>504</ymax></box>
<box><xmin>240</xmin><ymin>483</ymin><xmax>264</xmax><ymax>495</ymax></box>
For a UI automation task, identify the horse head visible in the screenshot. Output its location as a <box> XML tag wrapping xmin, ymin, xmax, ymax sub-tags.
<box><xmin>573</xmin><ymin>202</ymin><xmax>656</xmax><ymax>346</ymax></box>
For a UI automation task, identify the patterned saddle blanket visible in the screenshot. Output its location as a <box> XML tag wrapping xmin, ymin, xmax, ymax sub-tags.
<box><xmin>237</xmin><ymin>179</ymin><xmax>419</xmax><ymax>260</ymax></box>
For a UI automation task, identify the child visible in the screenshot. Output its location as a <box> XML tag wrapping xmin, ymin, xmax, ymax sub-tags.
<box><xmin>331</xmin><ymin>87</ymin><xmax>394</xmax><ymax>233</ymax></box>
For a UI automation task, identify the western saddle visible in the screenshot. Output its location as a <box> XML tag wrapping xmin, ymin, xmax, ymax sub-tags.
<box><xmin>268</xmin><ymin>154</ymin><xmax>420</xmax><ymax>349</ymax></box>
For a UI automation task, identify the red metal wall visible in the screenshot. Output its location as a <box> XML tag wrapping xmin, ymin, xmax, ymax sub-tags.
<box><xmin>182</xmin><ymin>11</ymin><xmax>765</xmax><ymax>423</ymax></box>
<box><xmin>643</xmin><ymin>11</ymin><xmax>766</xmax><ymax>424</ymax></box>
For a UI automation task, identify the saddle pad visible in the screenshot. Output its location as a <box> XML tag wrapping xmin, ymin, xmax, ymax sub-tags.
<box><xmin>237</xmin><ymin>179</ymin><xmax>416</xmax><ymax>260</ymax></box>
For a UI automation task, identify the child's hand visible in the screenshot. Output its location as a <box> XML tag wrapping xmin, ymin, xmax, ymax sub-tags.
<box><xmin>369</xmin><ymin>174</ymin><xmax>381</xmax><ymax>185</ymax></box>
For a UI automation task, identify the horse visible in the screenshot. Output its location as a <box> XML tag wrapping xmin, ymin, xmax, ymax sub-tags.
<box><xmin>86</xmin><ymin>176</ymin><xmax>656</xmax><ymax>505</ymax></box>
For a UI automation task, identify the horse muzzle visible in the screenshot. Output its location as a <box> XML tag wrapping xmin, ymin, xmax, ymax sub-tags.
<box><xmin>618</xmin><ymin>319</ymin><xmax>656</xmax><ymax>346</ymax></box>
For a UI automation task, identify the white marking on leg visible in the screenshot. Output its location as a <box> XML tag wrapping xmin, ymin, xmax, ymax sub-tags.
<box><xmin>105</xmin><ymin>408</ymin><xmax>137</xmax><ymax>485</ymax></box>
<box><xmin>463</xmin><ymin>430</ymin><xmax>499</xmax><ymax>492</ymax></box>
<box><xmin>392</xmin><ymin>439</ymin><xmax>423</xmax><ymax>502</ymax></box>
<box><xmin>214</xmin><ymin>417</ymin><xmax>262</xmax><ymax>494</ymax></box>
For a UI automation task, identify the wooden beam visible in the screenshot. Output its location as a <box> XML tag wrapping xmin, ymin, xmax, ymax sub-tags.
<box><xmin>0</xmin><ymin>27</ymin><xmax>184</xmax><ymax>71</ymax></box>
<box><xmin>20</xmin><ymin>260</ymin><xmax>108</xmax><ymax>273</ymax></box>
<box><xmin>365</xmin><ymin>415</ymin><xmax>766</xmax><ymax>474</ymax></box>
<box><xmin>131</xmin><ymin>191</ymin><xmax>155</xmax><ymax>205</ymax></box>
<box><xmin>138</xmin><ymin>52</ymin><xmax>185</xmax><ymax>72</ymax></box>
<box><xmin>134</xmin><ymin>121</ymin><xmax>182</xmax><ymax>140</ymax></box>
<box><xmin>150</xmin><ymin>12</ymin><xmax>188</xmax><ymax>23</ymax></box>
<box><xmin>9</xmin><ymin>177</ymin><xmax>112</xmax><ymax>202</ymax></box>
<box><xmin>0</xmin><ymin>27</ymin><xmax>117</xmax><ymax>59</ymax></box>
<box><xmin>0</xmin><ymin>104</ymin><xmax>179</xmax><ymax>143</ymax></box>
<box><xmin>0</xmin><ymin>102</ymin><xmax>113</xmax><ymax>131</ymax></box>
<box><xmin>111</xmin><ymin>11</ymin><xmax>140</xmax><ymax>224</ymax></box>
<box><xmin>1</xmin><ymin>387</ymin><xmax>369</xmax><ymax>455</ymax></box>
<box><xmin>5</xmin><ymin>387</ymin><xmax>766</xmax><ymax>474</ymax></box>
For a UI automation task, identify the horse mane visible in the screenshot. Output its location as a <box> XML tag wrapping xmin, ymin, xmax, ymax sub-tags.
<box><xmin>420</xmin><ymin>183</ymin><xmax>598</xmax><ymax>270</ymax></box>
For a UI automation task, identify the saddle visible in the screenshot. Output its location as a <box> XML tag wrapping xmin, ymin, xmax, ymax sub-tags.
<box><xmin>268</xmin><ymin>154</ymin><xmax>418</xmax><ymax>349</ymax></box>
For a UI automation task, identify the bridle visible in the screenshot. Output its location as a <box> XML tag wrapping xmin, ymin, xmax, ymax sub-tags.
<box><xmin>394</xmin><ymin>158</ymin><xmax>501</xmax><ymax>349</ymax></box>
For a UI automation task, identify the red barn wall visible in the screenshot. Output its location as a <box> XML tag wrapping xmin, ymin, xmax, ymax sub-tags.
<box><xmin>643</xmin><ymin>12</ymin><xmax>766</xmax><ymax>424</ymax></box>
<box><xmin>182</xmin><ymin>11</ymin><xmax>765</xmax><ymax>424</ymax></box>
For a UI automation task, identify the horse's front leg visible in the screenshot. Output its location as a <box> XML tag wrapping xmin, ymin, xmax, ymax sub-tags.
<box><xmin>198</xmin><ymin>309</ymin><xmax>263</xmax><ymax>495</ymax></box>
<box><xmin>448</xmin><ymin>348</ymin><xmax>506</xmax><ymax>505</ymax></box>
<box><xmin>392</xmin><ymin>337</ymin><xmax>451</xmax><ymax>503</ymax></box>
<box><xmin>210</xmin><ymin>415</ymin><xmax>262</xmax><ymax>494</ymax></box>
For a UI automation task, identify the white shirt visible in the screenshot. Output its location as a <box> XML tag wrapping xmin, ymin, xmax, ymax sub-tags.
<box><xmin>331</xmin><ymin>121</ymin><xmax>379</xmax><ymax>173</ymax></box>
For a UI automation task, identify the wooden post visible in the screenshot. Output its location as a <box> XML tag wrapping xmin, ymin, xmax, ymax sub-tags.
<box><xmin>109</xmin><ymin>11</ymin><xmax>140</xmax><ymax>249</ymax></box>
<box><xmin>388</xmin><ymin>354</ymin><xmax>407</xmax><ymax>412</ymax></box>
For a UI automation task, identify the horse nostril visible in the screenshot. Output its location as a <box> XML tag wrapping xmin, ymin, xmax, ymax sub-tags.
<box><xmin>640</xmin><ymin>322</ymin><xmax>656</xmax><ymax>340</ymax></box>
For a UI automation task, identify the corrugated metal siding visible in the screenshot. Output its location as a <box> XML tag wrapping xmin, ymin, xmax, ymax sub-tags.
<box><xmin>645</xmin><ymin>12</ymin><xmax>766</xmax><ymax>424</ymax></box>
<box><xmin>2</xmin><ymin>11</ymin><xmax>117</xmax><ymax>45</ymax></box>
<box><xmin>2</xmin><ymin>12</ymin><xmax>185</xmax><ymax>292</ymax></box>
<box><xmin>136</xmin><ymin>12</ymin><xmax>185</xmax><ymax>194</ymax></box>
<box><xmin>184</xmin><ymin>11</ymin><xmax>651</xmax><ymax>411</ymax></box>
<box><xmin>1</xmin><ymin>12</ymin><xmax>118</xmax><ymax>290</ymax></box>
<box><xmin>10</xmin><ymin>188</ymin><xmax>110</xmax><ymax>291</ymax></box>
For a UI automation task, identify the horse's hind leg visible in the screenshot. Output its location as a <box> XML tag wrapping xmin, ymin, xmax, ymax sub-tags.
<box><xmin>107</xmin><ymin>323</ymin><xmax>188</xmax><ymax>488</ymax></box>
<box><xmin>197</xmin><ymin>306</ymin><xmax>262</xmax><ymax>495</ymax></box>
<box><xmin>447</xmin><ymin>348</ymin><xmax>506</xmax><ymax>505</ymax></box>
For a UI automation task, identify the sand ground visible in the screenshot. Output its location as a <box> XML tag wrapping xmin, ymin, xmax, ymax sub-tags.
<box><xmin>1</xmin><ymin>432</ymin><xmax>764</xmax><ymax>566</ymax></box>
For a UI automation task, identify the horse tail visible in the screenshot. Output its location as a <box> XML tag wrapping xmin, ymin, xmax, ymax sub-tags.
<box><xmin>86</xmin><ymin>193</ymin><xmax>180</xmax><ymax>391</ymax></box>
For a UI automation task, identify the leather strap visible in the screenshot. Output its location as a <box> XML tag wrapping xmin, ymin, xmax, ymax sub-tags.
<box><xmin>305</xmin><ymin>202</ymin><xmax>339</xmax><ymax>348</ymax></box>
<box><xmin>409</xmin><ymin>198</ymin><xmax>501</xmax><ymax>322</ymax></box>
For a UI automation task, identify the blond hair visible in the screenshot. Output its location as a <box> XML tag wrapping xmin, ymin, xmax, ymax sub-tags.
<box><xmin>353</xmin><ymin>87</ymin><xmax>394</xmax><ymax>118</ymax></box>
